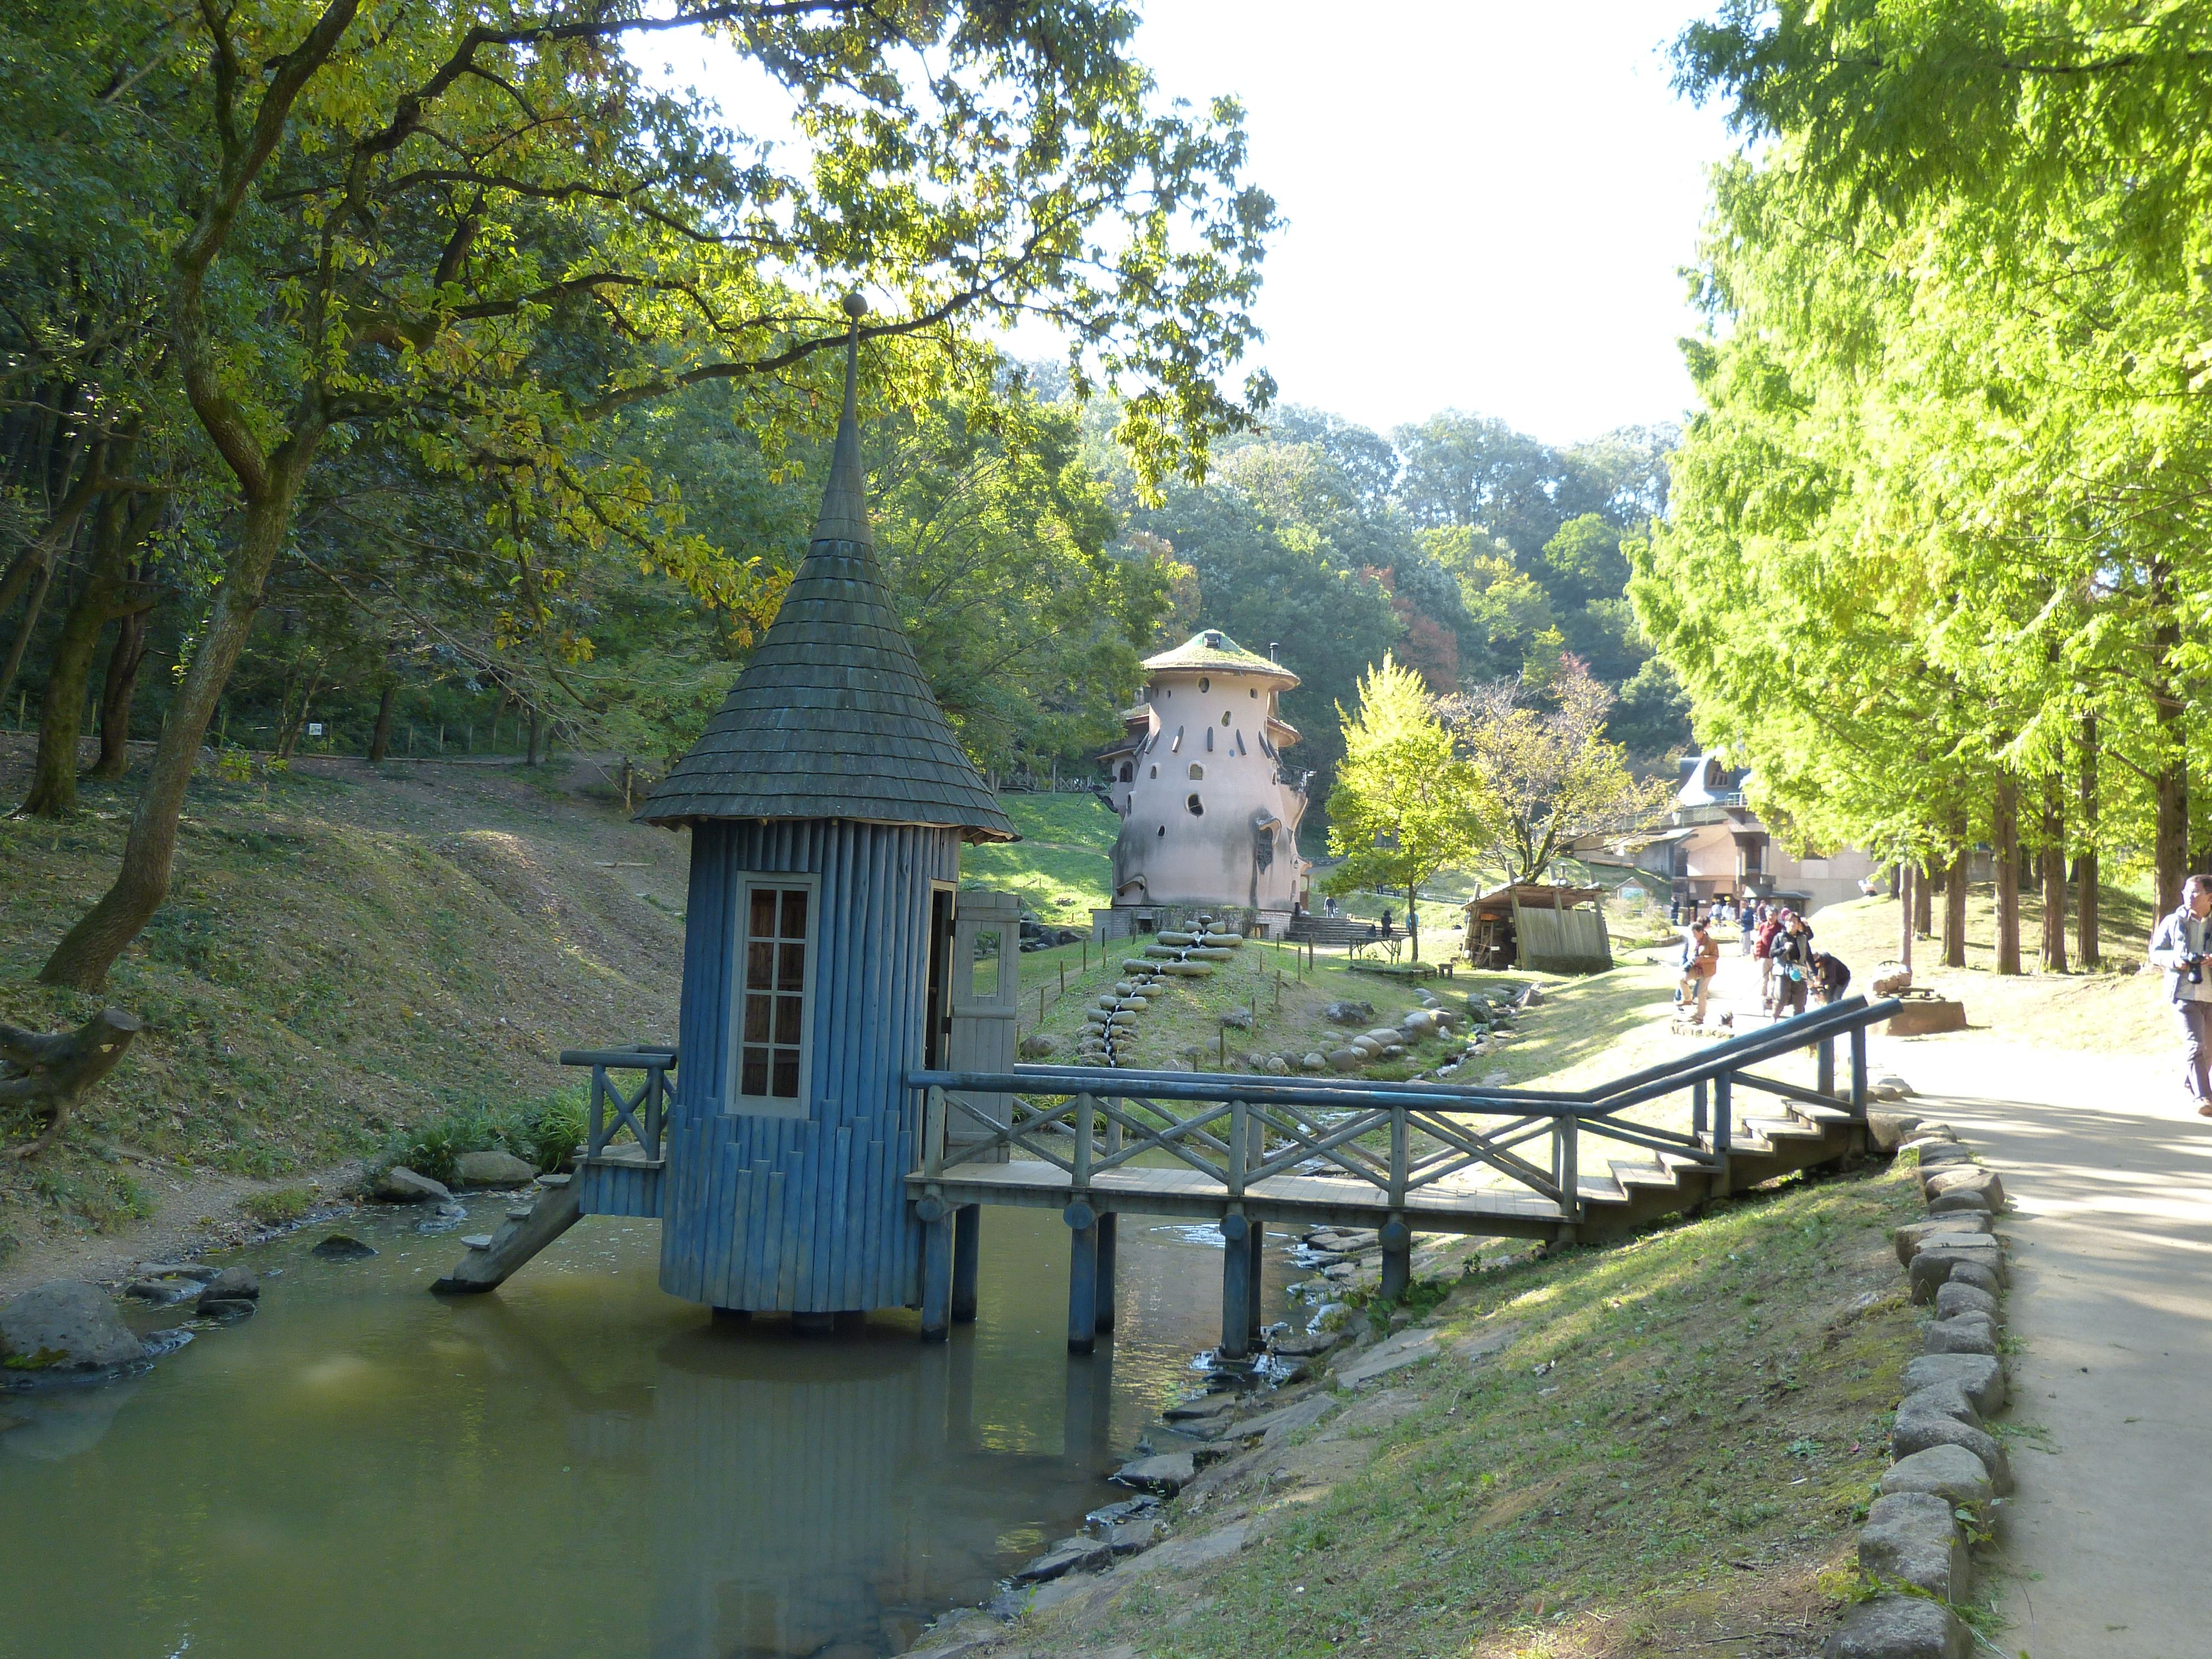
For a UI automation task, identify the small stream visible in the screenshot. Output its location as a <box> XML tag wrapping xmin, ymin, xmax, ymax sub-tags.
<box><xmin>0</xmin><ymin>1200</ymin><xmax>1299</xmax><ymax>1659</ymax></box>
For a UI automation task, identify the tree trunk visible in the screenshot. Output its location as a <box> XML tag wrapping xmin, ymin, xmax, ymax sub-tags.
<box><xmin>0</xmin><ymin>1007</ymin><xmax>144</xmax><ymax>1161</ymax></box>
<box><xmin>2152</xmin><ymin>559</ymin><xmax>2188</xmax><ymax>915</ymax></box>
<box><xmin>2078</xmin><ymin>712</ymin><xmax>2100</xmax><ymax>968</ymax></box>
<box><xmin>1942</xmin><ymin>849</ymin><xmax>1968</xmax><ymax>968</ymax></box>
<box><xmin>1898</xmin><ymin>864</ymin><xmax>1914</xmax><ymax>974</ymax></box>
<box><xmin>367</xmin><ymin>681</ymin><xmax>397</xmax><ymax>763</ymax></box>
<box><xmin>20</xmin><ymin>490</ymin><xmax>153</xmax><ymax>815</ymax></box>
<box><xmin>1914</xmin><ymin>861</ymin><xmax>1936</xmax><ymax>936</ymax></box>
<box><xmin>1407</xmin><ymin>881</ymin><xmax>1420</xmax><ymax>962</ymax></box>
<box><xmin>2039</xmin><ymin>775</ymin><xmax>2067</xmax><ymax>974</ymax></box>
<box><xmin>91</xmin><ymin>603</ymin><xmax>150</xmax><ymax>780</ymax></box>
<box><xmin>40</xmin><ymin>453</ymin><xmax>317</xmax><ymax>992</ymax></box>
<box><xmin>0</xmin><ymin>541</ymin><xmax>57</xmax><ymax>718</ymax></box>
<box><xmin>526</xmin><ymin>705</ymin><xmax>543</xmax><ymax>766</ymax></box>
<box><xmin>1994</xmin><ymin>776</ymin><xmax>2022</xmax><ymax>975</ymax></box>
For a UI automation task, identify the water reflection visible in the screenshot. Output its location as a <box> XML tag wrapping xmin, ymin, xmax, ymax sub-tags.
<box><xmin>0</xmin><ymin>1204</ymin><xmax>1295</xmax><ymax>1659</ymax></box>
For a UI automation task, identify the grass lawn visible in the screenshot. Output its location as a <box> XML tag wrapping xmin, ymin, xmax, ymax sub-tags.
<box><xmin>1020</xmin><ymin>1157</ymin><xmax>1938</xmax><ymax>1658</ymax></box>
<box><xmin>962</xmin><ymin>792</ymin><xmax>1121</xmax><ymax>926</ymax></box>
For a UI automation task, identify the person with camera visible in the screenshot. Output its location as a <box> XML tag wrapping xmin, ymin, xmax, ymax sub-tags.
<box><xmin>2148</xmin><ymin>874</ymin><xmax>2212</xmax><ymax>1114</ymax></box>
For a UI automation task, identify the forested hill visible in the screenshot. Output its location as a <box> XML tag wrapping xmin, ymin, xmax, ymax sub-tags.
<box><xmin>1087</xmin><ymin>403</ymin><xmax>1691</xmax><ymax>797</ymax></box>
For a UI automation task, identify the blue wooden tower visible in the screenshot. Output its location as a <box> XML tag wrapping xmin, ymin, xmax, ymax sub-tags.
<box><xmin>632</xmin><ymin>297</ymin><xmax>1014</xmax><ymax>1327</ymax></box>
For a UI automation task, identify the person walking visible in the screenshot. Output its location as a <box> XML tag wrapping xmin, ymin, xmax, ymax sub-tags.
<box><xmin>1753</xmin><ymin>906</ymin><xmax>1785</xmax><ymax>1006</ymax></box>
<box><xmin>1678</xmin><ymin>919</ymin><xmax>1720</xmax><ymax>1025</ymax></box>
<box><xmin>1772</xmin><ymin>912</ymin><xmax>1816</xmax><ymax>1016</ymax></box>
<box><xmin>2148</xmin><ymin>874</ymin><xmax>2212</xmax><ymax>1114</ymax></box>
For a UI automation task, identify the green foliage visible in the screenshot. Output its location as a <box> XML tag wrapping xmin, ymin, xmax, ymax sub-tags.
<box><xmin>239</xmin><ymin>1187</ymin><xmax>315</xmax><ymax>1229</ymax></box>
<box><xmin>1324</xmin><ymin>656</ymin><xmax>1493</xmax><ymax>959</ymax></box>
<box><xmin>380</xmin><ymin>1089</ymin><xmax>585</xmax><ymax>1187</ymax></box>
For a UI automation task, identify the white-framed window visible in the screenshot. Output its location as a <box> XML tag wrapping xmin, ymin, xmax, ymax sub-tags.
<box><xmin>728</xmin><ymin>873</ymin><xmax>818</xmax><ymax>1118</ymax></box>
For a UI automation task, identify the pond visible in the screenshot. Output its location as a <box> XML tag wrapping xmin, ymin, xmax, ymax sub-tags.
<box><xmin>0</xmin><ymin>1201</ymin><xmax>1302</xmax><ymax>1659</ymax></box>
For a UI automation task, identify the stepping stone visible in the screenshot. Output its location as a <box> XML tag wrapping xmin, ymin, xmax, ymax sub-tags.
<box><xmin>1892</xmin><ymin>1386</ymin><xmax>2013</xmax><ymax>1491</ymax></box>
<box><xmin>1110</xmin><ymin>1452</ymin><xmax>1196</xmax><ymax>1495</ymax></box>
<box><xmin>1923</xmin><ymin>1312</ymin><xmax>2000</xmax><ymax>1356</ymax></box>
<box><xmin>1823</xmin><ymin>1592</ymin><xmax>1970</xmax><ymax>1658</ymax></box>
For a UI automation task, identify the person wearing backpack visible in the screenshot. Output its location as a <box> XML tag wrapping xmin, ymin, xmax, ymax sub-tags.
<box><xmin>1771</xmin><ymin>912</ymin><xmax>1816</xmax><ymax>1016</ymax></box>
<box><xmin>1752</xmin><ymin>908</ymin><xmax>1785</xmax><ymax>1007</ymax></box>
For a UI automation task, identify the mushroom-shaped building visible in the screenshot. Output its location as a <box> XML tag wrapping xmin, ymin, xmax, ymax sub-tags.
<box><xmin>1094</xmin><ymin>629</ymin><xmax>1310</xmax><ymax>938</ymax></box>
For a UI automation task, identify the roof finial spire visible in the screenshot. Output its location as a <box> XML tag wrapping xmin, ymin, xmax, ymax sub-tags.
<box><xmin>810</xmin><ymin>290</ymin><xmax>873</xmax><ymax>548</ymax></box>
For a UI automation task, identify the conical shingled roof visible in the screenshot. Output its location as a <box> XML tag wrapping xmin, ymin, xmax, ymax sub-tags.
<box><xmin>637</xmin><ymin>307</ymin><xmax>1015</xmax><ymax>842</ymax></box>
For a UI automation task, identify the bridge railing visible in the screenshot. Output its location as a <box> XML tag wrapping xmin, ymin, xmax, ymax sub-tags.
<box><xmin>907</xmin><ymin>995</ymin><xmax>1900</xmax><ymax>1227</ymax></box>
<box><xmin>559</xmin><ymin>1046</ymin><xmax>677</xmax><ymax>1162</ymax></box>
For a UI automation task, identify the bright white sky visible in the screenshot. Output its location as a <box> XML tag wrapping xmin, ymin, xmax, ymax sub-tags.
<box><xmin>642</xmin><ymin>3</ymin><xmax>1741</xmax><ymax>448</ymax></box>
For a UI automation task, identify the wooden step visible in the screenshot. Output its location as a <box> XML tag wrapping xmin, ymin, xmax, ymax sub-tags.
<box><xmin>1745</xmin><ymin>1114</ymin><xmax>1827</xmax><ymax>1143</ymax></box>
<box><xmin>1790</xmin><ymin>1099</ymin><xmax>1855</xmax><ymax>1124</ymax></box>
<box><xmin>461</xmin><ymin>1234</ymin><xmax>495</xmax><ymax>1251</ymax></box>
<box><xmin>1575</xmin><ymin>1171</ymin><xmax>1627</xmax><ymax>1206</ymax></box>
<box><xmin>1609</xmin><ymin>1157</ymin><xmax>1685</xmax><ymax>1194</ymax></box>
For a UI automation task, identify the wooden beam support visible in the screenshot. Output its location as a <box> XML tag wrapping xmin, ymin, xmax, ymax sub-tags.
<box><xmin>1219</xmin><ymin>1211</ymin><xmax>1251</xmax><ymax>1358</ymax></box>
<box><xmin>1094</xmin><ymin>1211</ymin><xmax>1117</xmax><ymax>1331</ymax></box>
<box><xmin>951</xmin><ymin>1203</ymin><xmax>980</xmax><ymax>1322</ymax></box>
<box><xmin>1065</xmin><ymin>1198</ymin><xmax>1098</xmax><ymax>1354</ymax></box>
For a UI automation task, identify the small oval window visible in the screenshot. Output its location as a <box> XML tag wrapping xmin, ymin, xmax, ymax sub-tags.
<box><xmin>1156</xmin><ymin>824</ymin><xmax>1166</xmax><ymax>837</ymax></box>
<box><xmin>1149</xmin><ymin>764</ymin><xmax>1158</xmax><ymax>779</ymax></box>
<box><xmin>1188</xmin><ymin>763</ymin><xmax>1204</xmax><ymax>780</ymax></box>
<box><xmin>1118</xmin><ymin>762</ymin><xmax>1132</xmax><ymax>782</ymax></box>
<box><xmin>1186</xmin><ymin>794</ymin><xmax>1204</xmax><ymax>817</ymax></box>
<box><xmin>1198</xmin><ymin>676</ymin><xmax>1209</xmax><ymax>692</ymax></box>
<box><xmin>1249</xmin><ymin>687</ymin><xmax>1258</xmax><ymax>697</ymax></box>
<box><xmin>1220</xmin><ymin>711</ymin><xmax>1231</xmax><ymax>726</ymax></box>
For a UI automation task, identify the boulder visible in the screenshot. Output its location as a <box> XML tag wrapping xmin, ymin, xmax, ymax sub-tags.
<box><xmin>197</xmin><ymin>1298</ymin><xmax>257</xmax><ymax>1323</ymax></box>
<box><xmin>373</xmin><ymin>1166</ymin><xmax>452</xmax><ymax>1203</ymax></box>
<box><xmin>1110</xmin><ymin>1451</ymin><xmax>1196</xmax><ymax>1495</ymax></box>
<box><xmin>1859</xmin><ymin>1490</ymin><xmax>1969</xmax><ymax>1601</ymax></box>
<box><xmin>1892</xmin><ymin>1388</ymin><xmax>2013</xmax><ymax>1491</ymax></box>
<box><xmin>310</xmin><ymin>1234</ymin><xmax>377</xmax><ymax>1262</ymax></box>
<box><xmin>1934</xmin><ymin>1281</ymin><xmax>1999</xmax><ymax>1322</ymax></box>
<box><xmin>1927</xmin><ymin>1188</ymin><xmax>1993</xmax><ymax>1218</ymax></box>
<box><xmin>1905</xmin><ymin>1352</ymin><xmax>2006</xmax><ymax>1416</ymax></box>
<box><xmin>1909</xmin><ymin>1140</ymin><xmax>1973</xmax><ymax>1168</ymax></box>
<box><xmin>197</xmin><ymin>1267</ymin><xmax>259</xmax><ymax>1304</ymax></box>
<box><xmin>1268</xmin><ymin>1328</ymin><xmax>1343</xmax><ymax>1359</ymax></box>
<box><xmin>1327</xmin><ymin>1048</ymin><xmax>1365</xmax><ymax>1073</ymax></box>
<box><xmin>1361</xmin><ymin>1026</ymin><xmax>1403</xmax><ymax>1045</ymax></box>
<box><xmin>1520</xmin><ymin>984</ymin><xmax>1545</xmax><ymax>1006</ymax></box>
<box><xmin>1893</xmin><ymin>1215</ymin><xmax>1992</xmax><ymax>1266</ymax></box>
<box><xmin>1262</xmin><ymin>1056</ymin><xmax>1290</xmax><ymax>1076</ymax></box>
<box><xmin>1946</xmin><ymin>1259</ymin><xmax>2002</xmax><ymax>1298</ymax></box>
<box><xmin>123</xmin><ymin>1277</ymin><xmax>197</xmax><ymax>1305</ymax></box>
<box><xmin>1300</xmin><ymin>1053</ymin><xmax>1327</xmax><ymax>1072</ymax></box>
<box><xmin>1872</xmin><ymin>1073</ymin><xmax>1916</xmax><ymax>1098</ymax></box>
<box><xmin>1923</xmin><ymin>1312</ymin><xmax>2000</xmax><ymax>1356</ymax></box>
<box><xmin>1866</xmin><ymin>1111</ymin><xmax>1922</xmax><ymax>1152</ymax></box>
<box><xmin>1908</xmin><ymin>1241</ymin><xmax>2006</xmax><ymax>1302</ymax></box>
<box><xmin>1822</xmin><ymin>1593</ymin><xmax>1970</xmax><ymax>1659</ymax></box>
<box><xmin>1019</xmin><ymin>1034</ymin><xmax>1060</xmax><ymax>1060</ymax></box>
<box><xmin>1013</xmin><ymin>1536</ymin><xmax>1113</xmax><ymax>1584</ymax></box>
<box><xmin>137</xmin><ymin>1262</ymin><xmax>220</xmax><ymax>1282</ymax></box>
<box><xmin>1924</xmin><ymin>1166</ymin><xmax>2005</xmax><ymax>1208</ymax></box>
<box><xmin>1399</xmin><ymin>1009</ymin><xmax>1437</xmax><ymax>1037</ymax></box>
<box><xmin>1219</xmin><ymin>1009</ymin><xmax>1254</xmax><ymax>1030</ymax></box>
<box><xmin>1881</xmin><ymin>1444</ymin><xmax>1997</xmax><ymax>1516</ymax></box>
<box><xmin>0</xmin><ymin>1281</ymin><xmax>146</xmax><ymax>1373</ymax></box>
<box><xmin>1323</xmin><ymin>1000</ymin><xmax>1376</xmax><ymax>1026</ymax></box>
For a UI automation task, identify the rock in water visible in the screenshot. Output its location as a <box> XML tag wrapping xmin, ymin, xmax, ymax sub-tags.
<box><xmin>0</xmin><ymin>1281</ymin><xmax>147</xmax><ymax>1373</ymax></box>
<box><xmin>373</xmin><ymin>1166</ymin><xmax>452</xmax><ymax>1203</ymax></box>
<box><xmin>197</xmin><ymin>1299</ymin><xmax>257</xmax><ymax>1323</ymax></box>
<box><xmin>310</xmin><ymin>1234</ymin><xmax>377</xmax><ymax>1261</ymax></box>
<box><xmin>195</xmin><ymin>1268</ymin><xmax>260</xmax><ymax>1313</ymax></box>
<box><xmin>451</xmin><ymin>1149</ymin><xmax>536</xmax><ymax>1188</ymax></box>
<box><xmin>1110</xmin><ymin>1451</ymin><xmax>1196</xmax><ymax>1494</ymax></box>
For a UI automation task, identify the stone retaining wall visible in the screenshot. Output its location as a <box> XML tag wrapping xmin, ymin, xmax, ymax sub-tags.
<box><xmin>1824</xmin><ymin>1111</ymin><xmax>2011</xmax><ymax>1659</ymax></box>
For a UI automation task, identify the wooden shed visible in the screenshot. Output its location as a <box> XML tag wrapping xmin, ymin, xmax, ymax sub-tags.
<box><xmin>628</xmin><ymin>300</ymin><xmax>1018</xmax><ymax>1329</ymax></box>
<box><xmin>1463</xmin><ymin>884</ymin><xmax>1613</xmax><ymax>974</ymax></box>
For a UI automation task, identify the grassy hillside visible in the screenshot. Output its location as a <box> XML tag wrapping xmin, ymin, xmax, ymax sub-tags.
<box><xmin>961</xmin><ymin>791</ymin><xmax>1121</xmax><ymax>925</ymax></box>
<box><xmin>0</xmin><ymin>740</ymin><xmax>686</xmax><ymax>1268</ymax></box>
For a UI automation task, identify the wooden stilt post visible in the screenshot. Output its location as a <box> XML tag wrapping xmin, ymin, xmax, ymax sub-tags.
<box><xmin>1245</xmin><ymin>1222</ymin><xmax>1266</xmax><ymax>1339</ymax></box>
<box><xmin>1712</xmin><ymin>1072</ymin><xmax>1734</xmax><ymax>1199</ymax></box>
<box><xmin>951</xmin><ymin>1204</ymin><xmax>980</xmax><ymax>1322</ymax></box>
<box><xmin>1849</xmin><ymin>1025</ymin><xmax>1869</xmax><ymax>1117</ymax></box>
<box><xmin>1095</xmin><ymin>1101</ymin><xmax>1122</xmax><ymax>1332</ymax></box>
<box><xmin>1692</xmin><ymin>1077</ymin><xmax>1709</xmax><ymax>1139</ymax></box>
<box><xmin>920</xmin><ymin>1201</ymin><xmax>952</xmax><ymax>1340</ymax></box>
<box><xmin>1066</xmin><ymin>1202</ymin><xmax>1098</xmax><ymax>1353</ymax></box>
<box><xmin>1219</xmin><ymin>1212</ymin><xmax>1251</xmax><ymax>1358</ymax></box>
<box><xmin>1817</xmin><ymin>1035</ymin><xmax>1836</xmax><ymax>1098</ymax></box>
<box><xmin>1379</xmin><ymin>1217</ymin><xmax>1411</xmax><ymax>1302</ymax></box>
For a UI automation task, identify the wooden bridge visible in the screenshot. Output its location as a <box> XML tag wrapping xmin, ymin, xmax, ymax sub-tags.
<box><xmin>905</xmin><ymin>995</ymin><xmax>1900</xmax><ymax>1357</ymax></box>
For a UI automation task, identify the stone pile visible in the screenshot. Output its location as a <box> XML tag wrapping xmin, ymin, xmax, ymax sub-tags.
<box><xmin>1824</xmin><ymin>1109</ymin><xmax>2012</xmax><ymax>1659</ymax></box>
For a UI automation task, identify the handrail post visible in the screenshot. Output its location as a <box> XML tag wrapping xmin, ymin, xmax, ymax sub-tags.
<box><xmin>588</xmin><ymin>1064</ymin><xmax>609</xmax><ymax>1159</ymax></box>
<box><xmin>645</xmin><ymin>1065</ymin><xmax>665</xmax><ymax>1158</ymax></box>
<box><xmin>924</xmin><ymin>1085</ymin><xmax>947</xmax><ymax>1179</ymax></box>
<box><xmin>1692</xmin><ymin>1077</ymin><xmax>1708</xmax><ymax>1139</ymax></box>
<box><xmin>1849</xmin><ymin>1023</ymin><xmax>1869</xmax><ymax>1118</ymax></box>
<box><xmin>1816</xmin><ymin>1036</ymin><xmax>1835</xmax><ymax>1099</ymax></box>
<box><xmin>1228</xmin><ymin>1099</ymin><xmax>1248</xmax><ymax>1199</ymax></box>
<box><xmin>1559</xmin><ymin>1109</ymin><xmax>1580</xmax><ymax>1226</ymax></box>
<box><xmin>1073</xmin><ymin>1091</ymin><xmax>1095</xmax><ymax>1190</ymax></box>
<box><xmin>1096</xmin><ymin>1100</ymin><xmax>1122</xmax><ymax>1332</ymax></box>
<box><xmin>1711</xmin><ymin>1071</ymin><xmax>1734</xmax><ymax>1200</ymax></box>
<box><xmin>1389</xmin><ymin>1108</ymin><xmax>1408</xmax><ymax>1208</ymax></box>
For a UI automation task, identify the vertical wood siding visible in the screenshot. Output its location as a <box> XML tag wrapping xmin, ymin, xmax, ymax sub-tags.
<box><xmin>660</xmin><ymin>818</ymin><xmax>958</xmax><ymax>1311</ymax></box>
